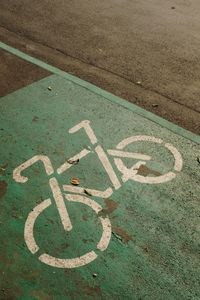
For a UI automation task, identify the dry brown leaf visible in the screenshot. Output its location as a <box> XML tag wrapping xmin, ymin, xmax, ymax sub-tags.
<box><xmin>70</xmin><ymin>177</ymin><xmax>80</xmax><ymax>185</ymax></box>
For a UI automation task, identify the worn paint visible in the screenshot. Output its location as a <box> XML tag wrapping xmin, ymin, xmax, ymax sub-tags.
<box><xmin>0</xmin><ymin>44</ymin><xmax>200</xmax><ymax>299</ymax></box>
<box><xmin>137</xmin><ymin>165</ymin><xmax>161</xmax><ymax>177</ymax></box>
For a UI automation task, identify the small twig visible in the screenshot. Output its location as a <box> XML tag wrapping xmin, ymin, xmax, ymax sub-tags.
<box><xmin>84</xmin><ymin>189</ymin><xmax>92</xmax><ymax>196</ymax></box>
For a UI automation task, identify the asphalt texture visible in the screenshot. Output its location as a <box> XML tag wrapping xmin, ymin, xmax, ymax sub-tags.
<box><xmin>0</xmin><ymin>49</ymin><xmax>50</xmax><ymax>97</ymax></box>
<box><xmin>0</xmin><ymin>0</ymin><xmax>199</xmax><ymax>134</ymax></box>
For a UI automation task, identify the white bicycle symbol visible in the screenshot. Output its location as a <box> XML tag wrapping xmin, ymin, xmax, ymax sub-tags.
<box><xmin>13</xmin><ymin>120</ymin><xmax>183</xmax><ymax>268</ymax></box>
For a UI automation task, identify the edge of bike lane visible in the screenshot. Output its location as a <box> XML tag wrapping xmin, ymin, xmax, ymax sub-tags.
<box><xmin>0</xmin><ymin>41</ymin><xmax>200</xmax><ymax>300</ymax></box>
<box><xmin>0</xmin><ymin>41</ymin><xmax>199</xmax><ymax>145</ymax></box>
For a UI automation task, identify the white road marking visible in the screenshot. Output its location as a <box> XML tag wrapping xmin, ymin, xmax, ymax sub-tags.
<box><xmin>57</xmin><ymin>148</ymin><xmax>90</xmax><ymax>174</ymax></box>
<box><xmin>65</xmin><ymin>194</ymin><xmax>111</xmax><ymax>253</ymax></box>
<box><xmin>25</xmin><ymin>193</ymin><xmax>111</xmax><ymax>268</ymax></box>
<box><xmin>16</xmin><ymin>120</ymin><xmax>183</xmax><ymax>269</ymax></box>
<box><xmin>95</xmin><ymin>145</ymin><xmax>121</xmax><ymax>190</ymax></box>
<box><xmin>49</xmin><ymin>177</ymin><xmax>72</xmax><ymax>231</ymax></box>
<box><xmin>13</xmin><ymin>155</ymin><xmax>54</xmax><ymax>183</ymax></box>
<box><xmin>65</xmin><ymin>193</ymin><xmax>102</xmax><ymax>212</ymax></box>
<box><xmin>97</xmin><ymin>217</ymin><xmax>112</xmax><ymax>251</ymax></box>
<box><xmin>39</xmin><ymin>251</ymin><xmax>98</xmax><ymax>268</ymax></box>
<box><xmin>24</xmin><ymin>198</ymin><xmax>51</xmax><ymax>254</ymax></box>
<box><xmin>107</xmin><ymin>149</ymin><xmax>151</xmax><ymax>160</ymax></box>
<box><xmin>113</xmin><ymin>135</ymin><xmax>183</xmax><ymax>184</ymax></box>
<box><xmin>69</xmin><ymin>120</ymin><xmax>97</xmax><ymax>144</ymax></box>
<box><xmin>116</xmin><ymin>160</ymin><xmax>147</xmax><ymax>182</ymax></box>
<box><xmin>165</xmin><ymin>143</ymin><xmax>183</xmax><ymax>172</ymax></box>
<box><xmin>116</xmin><ymin>135</ymin><xmax>163</xmax><ymax>150</ymax></box>
<box><xmin>63</xmin><ymin>185</ymin><xmax>113</xmax><ymax>198</ymax></box>
<box><xmin>115</xmin><ymin>157</ymin><xmax>177</xmax><ymax>184</ymax></box>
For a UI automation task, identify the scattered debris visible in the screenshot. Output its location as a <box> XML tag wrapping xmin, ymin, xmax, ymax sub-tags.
<box><xmin>84</xmin><ymin>189</ymin><xmax>92</xmax><ymax>196</ymax></box>
<box><xmin>12</xmin><ymin>214</ymin><xmax>18</xmax><ymax>219</ymax></box>
<box><xmin>70</xmin><ymin>178</ymin><xmax>80</xmax><ymax>185</ymax></box>
<box><xmin>112</xmin><ymin>227</ymin><xmax>133</xmax><ymax>244</ymax></box>
<box><xmin>93</xmin><ymin>273</ymin><xmax>97</xmax><ymax>278</ymax></box>
<box><xmin>0</xmin><ymin>166</ymin><xmax>6</xmax><ymax>175</ymax></box>
<box><xmin>112</xmin><ymin>231</ymin><xmax>123</xmax><ymax>243</ymax></box>
<box><xmin>48</xmin><ymin>86</ymin><xmax>52</xmax><ymax>91</ymax></box>
<box><xmin>32</xmin><ymin>116</ymin><xmax>39</xmax><ymax>122</ymax></box>
<box><xmin>152</xmin><ymin>104</ymin><xmax>158</xmax><ymax>108</ymax></box>
<box><xmin>67</xmin><ymin>158</ymin><xmax>79</xmax><ymax>165</ymax></box>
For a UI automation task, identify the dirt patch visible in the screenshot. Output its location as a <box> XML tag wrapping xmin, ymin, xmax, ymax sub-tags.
<box><xmin>137</xmin><ymin>165</ymin><xmax>161</xmax><ymax>177</ymax></box>
<box><xmin>98</xmin><ymin>199</ymin><xmax>118</xmax><ymax>217</ymax></box>
<box><xmin>112</xmin><ymin>227</ymin><xmax>133</xmax><ymax>244</ymax></box>
<box><xmin>86</xmin><ymin>285</ymin><xmax>102</xmax><ymax>297</ymax></box>
<box><xmin>31</xmin><ymin>290</ymin><xmax>50</xmax><ymax>300</ymax></box>
<box><xmin>0</xmin><ymin>180</ymin><xmax>7</xmax><ymax>198</ymax></box>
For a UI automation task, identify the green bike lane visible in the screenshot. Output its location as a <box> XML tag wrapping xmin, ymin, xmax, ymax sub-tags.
<box><xmin>0</xmin><ymin>42</ymin><xmax>200</xmax><ymax>299</ymax></box>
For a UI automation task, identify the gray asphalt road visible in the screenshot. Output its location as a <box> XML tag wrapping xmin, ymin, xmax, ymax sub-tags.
<box><xmin>0</xmin><ymin>49</ymin><xmax>50</xmax><ymax>97</ymax></box>
<box><xmin>0</xmin><ymin>0</ymin><xmax>200</xmax><ymax>134</ymax></box>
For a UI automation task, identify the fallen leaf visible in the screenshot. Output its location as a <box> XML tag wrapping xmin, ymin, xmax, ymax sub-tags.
<box><xmin>67</xmin><ymin>159</ymin><xmax>79</xmax><ymax>165</ymax></box>
<box><xmin>70</xmin><ymin>178</ymin><xmax>80</xmax><ymax>185</ymax></box>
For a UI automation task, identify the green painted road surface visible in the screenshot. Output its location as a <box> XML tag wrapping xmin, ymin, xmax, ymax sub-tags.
<box><xmin>0</xmin><ymin>43</ymin><xmax>200</xmax><ymax>299</ymax></box>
